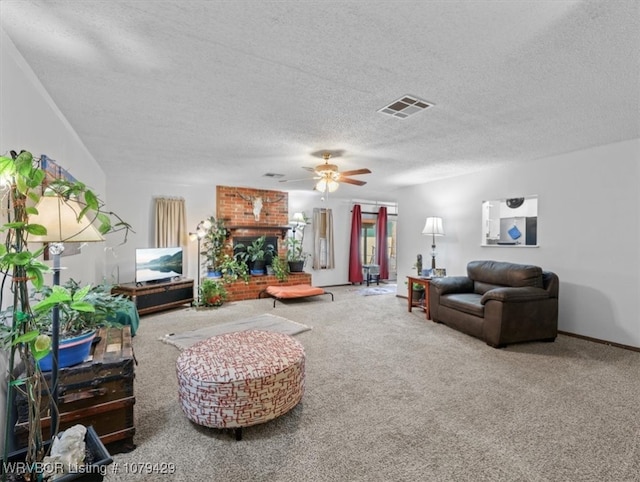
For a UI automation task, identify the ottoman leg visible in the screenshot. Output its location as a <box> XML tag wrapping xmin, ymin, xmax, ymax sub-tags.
<box><xmin>235</xmin><ymin>428</ymin><xmax>242</xmax><ymax>441</ymax></box>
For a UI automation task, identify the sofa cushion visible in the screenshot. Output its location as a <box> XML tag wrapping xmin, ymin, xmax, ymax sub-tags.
<box><xmin>473</xmin><ymin>281</ymin><xmax>504</xmax><ymax>295</ymax></box>
<box><xmin>467</xmin><ymin>260</ymin><xmax>543</xmax><ymax>288</ymax></box>
<box><xmin>440</xmin><ymin>293</ymin><xmax>484</xmax><ymax>317</ymax></box>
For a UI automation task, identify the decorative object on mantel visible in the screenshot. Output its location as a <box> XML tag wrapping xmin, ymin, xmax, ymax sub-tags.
<box><xmin>237</xmin><ymin>191</ymin><xmax>285</xmax><ymax>222</ymax></box>
<box><xmin>422</xmin><ymin>216</ymin><xmax>445</xmax><ymax>269</ymax></box>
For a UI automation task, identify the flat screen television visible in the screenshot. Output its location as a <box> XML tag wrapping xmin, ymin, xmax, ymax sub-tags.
<box><xmin>135</xmin><ymin>247</ymin><xmax>183</xmax><ymax>284</ymax></box>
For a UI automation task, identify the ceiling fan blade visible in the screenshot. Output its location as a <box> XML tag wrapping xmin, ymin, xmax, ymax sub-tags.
<box><xmin>340</xmin><ymin>168</ymin><xmax>371</xmax><ymax>176</ymax></box>
<box><xmin>302</xmin><ymin>166</ymin><xmax>316</xmax><ymax>172</ymax></box>
<box><xmin>279</xmin><ymin>176</ymin><xmax>317</xmax><ymax>183</ymax></box>
<box><xmin>339</xmin><ymin>177</ymin><xmax>367</xmax><ymax>186</ymax></box>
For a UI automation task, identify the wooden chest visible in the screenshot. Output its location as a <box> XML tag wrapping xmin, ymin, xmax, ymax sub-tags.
<box><xmin>14</xmin><ymin>326</ymin><xmax>136</xmax><ymax>453</ymax></box>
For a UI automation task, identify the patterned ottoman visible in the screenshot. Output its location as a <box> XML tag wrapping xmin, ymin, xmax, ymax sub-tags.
<box><xmin>176</xmin><ymin>330</ymin><xmax>305</xmax><ymax>440</ymax></box>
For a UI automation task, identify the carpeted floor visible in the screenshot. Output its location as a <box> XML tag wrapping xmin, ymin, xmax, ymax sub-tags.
<box><xmin>356</xmin><ymin>283</ymin><xmax>397</xmax><ymax>296</ymax></box>
<box><xmin>159</xmin><ymin>312</ymin><xmax>311</xmax><ymax>349</ymax></box>
<box><xmin>104</xmin><ymin>285</ymin><xmax>640</xmax><ymax>482</ymax></box>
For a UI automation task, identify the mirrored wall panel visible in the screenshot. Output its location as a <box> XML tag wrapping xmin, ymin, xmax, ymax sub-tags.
<box><xmin>482</xmin><ymin>195</ymin><xmax>538</xmax><ymax>247</ymax></box>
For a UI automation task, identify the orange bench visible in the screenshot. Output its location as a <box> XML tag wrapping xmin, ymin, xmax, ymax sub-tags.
<box><xmin>258</xmin><ymin>284</ymin><xmax>334</xmax><ymax>307</ymax></box>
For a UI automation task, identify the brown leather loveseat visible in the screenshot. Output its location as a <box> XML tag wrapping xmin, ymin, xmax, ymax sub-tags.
<box><xmin>429</xmin><ymin>260</ymin><xmax>559</xmax><ymax>348</ymax></box>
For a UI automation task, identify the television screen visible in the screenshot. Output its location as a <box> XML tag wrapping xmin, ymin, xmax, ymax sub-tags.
<box><xmin>135</xmin><ymin>247</ymin><xmax>183</xmax><ymax>284</ymax></box>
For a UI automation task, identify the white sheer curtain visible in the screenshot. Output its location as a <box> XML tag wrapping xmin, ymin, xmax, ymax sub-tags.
<box><xmin>312</xmin><ymin>208</ymin><xmax>334</xmax><ymax>270</ymax></box>
<box><xmin>154</xmin><ymin>197</ymin><xmax>187</xmax><ymax>247</ymax></box>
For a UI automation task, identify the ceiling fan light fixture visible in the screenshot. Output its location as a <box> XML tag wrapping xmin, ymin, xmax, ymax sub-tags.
<box><xmin>316</xmin><ymin>178</ymin><xmax>339</xmax><ymax>193</ymax></box>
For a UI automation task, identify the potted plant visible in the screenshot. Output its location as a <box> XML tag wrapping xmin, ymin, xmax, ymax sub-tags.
<box><xmin>218</xmin><ymin>253</ymin><xmax>250</xmax><ymax>284</ymax></box>
<box><xmin>234</xmin><ymin>236</ymin><xmax>275</xmax><ymax>275</ymax></box>
<box><xmin>200</xmin><ymin>216</ymin><xmax>228</xmax><ymax>277</ymax></box>
<box><xmin>28</xmin><ymin>279</ymin><xmax>131</xmax><ymax>370</ymax></box>
<box><xmin>0</xmin><ymin>150</ymin><xmax>131</xmax><ymax>479</ymax></box>
<box><xmin>198</xmin><ymin>279</ymin><xmax>227</xmax><ymax>307</ymax></box>
<box><xmin>411</xmin><ymin>282</ymin><xmax>425</xmax><ymax>303</ymax></box>
<box><xmin>285</xmin><ymin>212</ymin><xmax>310</xmax><ymax>272</ymax></box>
<box><xmin>284</xmin><ymin>237</ymin><xmax>310</xmax><ymax>273</ymax></box>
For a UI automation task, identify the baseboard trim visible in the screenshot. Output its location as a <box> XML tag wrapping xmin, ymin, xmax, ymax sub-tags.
<box><xmin>558</xmin><ymin>330</ymin><xmax>640</xmax><ymax>352</ymax></box>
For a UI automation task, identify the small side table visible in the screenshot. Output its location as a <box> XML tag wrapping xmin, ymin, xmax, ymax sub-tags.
<box><xmin>407</xmin><ymin>276</ymin><xmax>431</xmax><ymax>320</ymax></box>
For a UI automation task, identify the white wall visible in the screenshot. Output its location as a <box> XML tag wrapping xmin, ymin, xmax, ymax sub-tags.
<box><xmin>103</xmin><ymin>179</ymin><xmax>356</xmax><ymax>290</ymax></box>
<box><xmin>0</xmin><ymin>28</ymin><xmax>109</xmax><ymax>287</ymax></box>
<box><xmin>397</xmin><ymin>139</ymin><xmax>640</xmax><ymax>348</ymax></box>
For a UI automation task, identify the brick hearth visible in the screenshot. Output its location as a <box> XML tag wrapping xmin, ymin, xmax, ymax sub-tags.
<box><xmin>226</xmin><ymin>272</ymin><xmax>312</xmax><ymax>301</ymax></box>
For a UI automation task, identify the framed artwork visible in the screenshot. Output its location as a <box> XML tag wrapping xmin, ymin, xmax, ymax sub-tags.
<box><xmin>432</xmin><ymin>268</ymin><xmax>447</xmax><ymax>278</ymax></box>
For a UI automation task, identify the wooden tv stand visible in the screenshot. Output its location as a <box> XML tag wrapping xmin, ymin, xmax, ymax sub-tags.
<box><xmin>112</xmin><ymin>278</ymin><xmax>194</xmax><ymax>315</ymax></box>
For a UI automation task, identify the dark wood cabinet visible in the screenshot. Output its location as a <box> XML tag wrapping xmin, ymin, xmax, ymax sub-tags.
<box><xmin>112</xmin><ymin>279</ymin><xmax>194</xmax><ymax>315</ymax></box>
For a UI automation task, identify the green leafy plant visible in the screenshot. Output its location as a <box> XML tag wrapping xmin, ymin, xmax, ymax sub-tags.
<box><xmin>235</xmin><ymin>235</ymin><xmax>275</xmax><ymax>264</ymax></box>
<box><xmin>270</xmin><ymin>256</ymin><xmax>289</xmax><ymax>282</ymax></box>
<box><xmin>218</xmin><ymin>253</ymin><xmax>250</xmax><ymax>284</ymax></box>
<box><xmin>285</xmin><ymin>212</ymin><xmax>310</xmax><ymax>263</ymax></box>
<box><xmin>200</xmin><ymin>216</ymin><xmax>228</xmax><ymax>271</ymax></box>
<box><xmin>31</xmin><ymin>279</ymin><xmax>129</xmax><ymax>335</ymax></box>
<box><xmin>199</xmin><ymin>278</ymin><xmax>227</xmax><ymax>307</ymax></box>
<box><xmin>284</xmin><ymin>237</ymin><xmax>310</xmax><ymax>263</ymax></box>
<box><xmin>0</xmin><ymin>150</ymin><xmax>132</xmax><ymax>473</ymax></box>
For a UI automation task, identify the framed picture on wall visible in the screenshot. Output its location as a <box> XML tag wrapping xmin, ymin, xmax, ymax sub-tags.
<box><xmin>421</xmin><ymin>268</ymin><xmax>433</xmax><ymax>278</ymax></box>
<box><xmin>40</xmin><ymin>154</ymin><xmax>83</xmax><ymax>259</ymax></box>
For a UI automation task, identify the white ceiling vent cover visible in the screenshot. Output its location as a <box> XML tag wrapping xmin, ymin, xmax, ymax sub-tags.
<box><xmin>378</xmin><ymin>95</ymin><xmax>434</xmax><ymax>119</ymax></box>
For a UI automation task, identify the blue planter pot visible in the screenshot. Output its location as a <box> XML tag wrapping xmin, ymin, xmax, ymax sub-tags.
<box><xmin>207</xmin><ymin>270</ymin><xmax>222</xmax><ymax>278</ymax></box>
<box><xmin>38</xmin><ymin>330</ymin><xmax>97</xmax><ymax>371</ymax></box>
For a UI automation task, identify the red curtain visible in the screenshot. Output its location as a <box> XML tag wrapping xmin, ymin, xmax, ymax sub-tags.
<box><xmin>375</xmin><ymin>206</ymin><xmax>389</xmax><ymax>279</ymax></box>
<box><xmin>348</xmin><ymin>204</ymin><xmax>363</xmax><ymax>283</ymax></box>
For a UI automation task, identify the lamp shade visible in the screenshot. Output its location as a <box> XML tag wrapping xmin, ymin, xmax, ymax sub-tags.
<box><xmin>290</xmin><ymin>212</ymin><xmax>306</xmax><ymax>225</ymax></box>
<box><xmin>29</xmin><ymin>195</ymin><xmax>104</xmax><ymax>243</ymax></box>
<box><xmin>422</xmin><ymin>217</ymin><xmax>444</xmax><ymax>236</ymax></box>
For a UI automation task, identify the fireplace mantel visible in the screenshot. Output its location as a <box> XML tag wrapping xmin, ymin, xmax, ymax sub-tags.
<box><xmin>228</xmin><ymin>225</ymin><xmax>291</xmax><ymax>239</ymax></box>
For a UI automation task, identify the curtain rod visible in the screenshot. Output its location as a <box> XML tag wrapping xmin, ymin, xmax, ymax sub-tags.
<box><xmin>351</xmin><ymin>210</ymin><xmax>398</xmax><ymax>216</ymax></box>
<box><xmin>349</xmin><ymin>199</ymin><xmax>398</xmax><ymax>207</ymax></box>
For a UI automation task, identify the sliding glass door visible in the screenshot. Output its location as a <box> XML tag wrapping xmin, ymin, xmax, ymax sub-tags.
<box><xmin>360</xmin><ymin>212</ymin><xmax>397</xmax><ymax>281</ymax></box>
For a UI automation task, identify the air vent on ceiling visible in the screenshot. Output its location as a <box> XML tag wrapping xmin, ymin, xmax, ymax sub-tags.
<box><xmin>378</xmin><ymin>95</ymin><xmax>434</xmax><ymax>119</ymax></box>
<box><xmin>263</xmin><ymin>172</ymin><xmax>284</xmax><ymax>178</ymax></box>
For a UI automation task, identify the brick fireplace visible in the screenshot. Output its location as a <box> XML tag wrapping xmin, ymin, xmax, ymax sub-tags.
<box><xmin>216</xmin><ymin>186</ymin><xmax>311</xmax><ymax>301</ymax></box>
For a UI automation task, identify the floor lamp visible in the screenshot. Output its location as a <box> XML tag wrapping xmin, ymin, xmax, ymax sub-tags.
<box><xmin>189</xmin><ymin>220</ymin><xmax>210</xmax><ymax>304</ymax></box>
<box><xmin>29</xmin><ymin>194</ymin><xmax>105</xmax><ymax>438</ymax></box>
<box><xmin>422</xmin><ymin>216</ymin><xmax>444</xmax><ymax>269</ymax></box>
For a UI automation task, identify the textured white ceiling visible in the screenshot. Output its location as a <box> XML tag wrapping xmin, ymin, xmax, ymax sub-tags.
<box><xmin>1</xmin><ymin>0</ymin><xmax>639</xmax><ymax>201</ymax></box>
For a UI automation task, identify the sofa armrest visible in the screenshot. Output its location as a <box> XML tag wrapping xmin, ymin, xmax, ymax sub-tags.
<box><xmin>431</xmin><ymin>276</ymin><xmax>474</xmax><ymax>295</ymax></box>
<box><xmin>481</xmin><ymin>286</ymin><xmax>550</xmax><ymax>304</ymax></box>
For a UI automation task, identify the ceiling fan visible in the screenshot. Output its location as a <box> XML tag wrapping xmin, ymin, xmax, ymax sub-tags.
<box><xmin>280</xmin><ymin>152</ymin><xmax>372</xmax><ymax>192</ymax></box>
